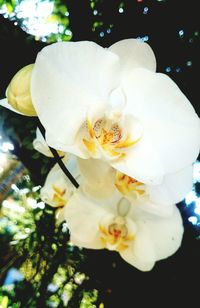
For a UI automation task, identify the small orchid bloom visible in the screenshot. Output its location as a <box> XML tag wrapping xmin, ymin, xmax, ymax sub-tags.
<box><xmin>40</xmin><ymin>155</ymin><xmax>80</xmax><ymax>208</ymax></box>
<box><xmin>63</xmin><ymin>189</ymin><xmax>183</xmax><ymax>271</ymax></box>
<box><xmin>30</xmin><ymin>39</ymin><xmax>200</xmax><ymax>185</ymax></box>
<box><xmin>78</xmin><ymin>158</ymin><xmax>193</xmax><ymax>217</ymax></box>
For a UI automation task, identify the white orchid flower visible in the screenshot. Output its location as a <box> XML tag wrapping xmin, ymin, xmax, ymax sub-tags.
<box><xmin>63</xmin><ymin>189</ymin><xmax>183</xmax><ymax>271</ymax></box>
<box><xmin>30</xmin><ymin>39</ymin><xmax>155</xmax><ymax>162</ymax></box>
<box><xmin>78</xmin><ymin>158</ymin><xmax>193</xmax><ymax>217</ymax></box>
<box><xmin>40</xmin><ymin>155</ymin><xmax>80</xmax><ymax>208</ymax></box>
<box><xmin>33</xmin><ymin>127</ymin><xmax>65</xmax><ymax>158</ymax></box>
<box><xmin>30</xmin><ymin>39</ymin><xmax>200</xmax><ymax>185</ymax></box>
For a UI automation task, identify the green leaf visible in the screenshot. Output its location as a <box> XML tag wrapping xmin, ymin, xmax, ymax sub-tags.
<box><xmin>32</xmin><ymin>152</ymin><xmax>40</xmax><ymax>159</ymax></box>
<box><xmin>6</xmin><ymin>2</ymin><xmax>13</xmax><ymax>13</ymax></box>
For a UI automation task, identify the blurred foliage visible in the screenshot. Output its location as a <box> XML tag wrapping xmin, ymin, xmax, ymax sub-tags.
<box><xmin>0</xmin><ymin>0</ymin><xmax>16</xmax><ymax>14</ymax></box>
<box><xmin>0</xmin><ymin>0</ymin><xmax>71</xmax><ymax>42</ymax></box>
<box><xmin>0</xmin><ymin>0</ymin><xmax>73</xmax><ymax>183</ymax></box>
<box><xmin>0</xmin><ymin>173</ymin><xmax>99</xmax><ymax>307</ymax></box>
<box><xmin>0</xmin><ymin>108</ymin><xmax>52</xmax><ymax>184</ymax></box>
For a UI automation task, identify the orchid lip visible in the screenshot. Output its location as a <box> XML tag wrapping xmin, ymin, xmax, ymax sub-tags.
<box><xmin>115</xmin><ymin>171</ymin><xmax>146</xmax><ymax>198</ymax></box>
<box><xmin>99</xmin><ymin>215</ymin><xmax>135</xmax><ymax>252</ymax></box>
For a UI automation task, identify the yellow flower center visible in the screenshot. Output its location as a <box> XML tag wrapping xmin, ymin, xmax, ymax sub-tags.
<box><xmin>99</xmin><ymin>216</ymin><xmax>134</xmax><ymax>252</ymax></box>
<box><xmin>115</xmin><ymin>171</ymin><xmax>145</xmax><ymax>198</ymax></box>
<box><xmin>83</xmin><ymin>118</ymin><xmax>140</xmax><ymax>159</ymax></box>
<box><xmin>52</xmin><ymin>185</ymin><xmax>67</xmax><ymax>207</ymax></box>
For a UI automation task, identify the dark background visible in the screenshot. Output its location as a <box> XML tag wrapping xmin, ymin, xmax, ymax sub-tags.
<box><xmin>0</xmin><ymin>0</ymin><xmax>199</xmax><ymax>306</ymax></box>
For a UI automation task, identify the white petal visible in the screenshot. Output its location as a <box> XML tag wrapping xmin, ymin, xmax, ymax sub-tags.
<box><xmin>121</xmin><ymin>250</ymin><xmax>155</xmax><ymax>271</ymax></box>
<box><xmin>64</xmin><ymin>189</ymin><xmax>116</xmax><ymax>247</ymax></box>
<box><xmin>133</xmin><ymin>198</ymin><xmax>174</xmax><ymax>218</ymax></box>
<box><xmin>33</xmin><ymin>127</ymin><xmax>54</xmax><ymax>157</ymax></box>
<box><xmin>115</xmin><ymin>68</ymin><xmax>200</xmax><ymax>183</ymax></box>
<box><xmin>70</xmin><ymin>234</ymin><xmax>103</xmax><ymax>250</ymax></box>
<box><xmin>45</xmin><ymin>126</ymin><xmax>90</xmax><ymax>159</ymax></box>
<box><xmin>148</xmin><ymin>165</ymin><xmax>193</xmax><ymax>205</ymax></box>
<box><xmin>109</xmin><ymin>39</ymin><xmax>156</xmax><ymax>73</ymax></box>
<box><xmin>112</xmin><ymin>138</ymin><xmax>164</xmax><ymax>185</ymax></box>
<box><xmin>122</xmin><ymin>205</ymin><xmax>183</xmax><ymax>270</ymax></box>
<box><xmin>106</xmin><ymin>87</ymin><xmax>126</xmax><ymax>115</ymax></box>
<box><xmin>120</xmin><ymin>218</ymin><xmax>156</xmax><ymax>271</ymax></box>
<box><xmin>33</xmin><ymin>128</ymin><xmax>67</xmax><ymax>157</ymax></box>
<box><xmin>31</xmin><ymin>41</ymin><xmax>120</xmax><ymax>151</ymax></box>
<box><xmin>78</xmin><ymin>158</ymin><xmax>113</xmax><ymax>182</ymax></box>
<box><xmin>135</xmin><ymin>205</ymin><xmax>184</xmax><ymax>261</ymax></box>
<box><xmin>55</xmin><ymin>207</ymin><xmax>66</xmax><ymax>224</ymax></box>
<box><xmin>118</xmin><ymin>113</ymin><xmax>143</xmax><ymax>143</ymax></box>
<box><xmin>0</xmin><ymin>98</ymin><xmax>24</xmax><ymax>115</ymax></box>
<box><xmin>64</xmin><ymin>155</ymin><xmax>80</xmax><ymax>179</ymax></box>
<box><xmin>77</xmin><ymin>158</ymin><xmax>116</xmax><ymax>198</ymax></box>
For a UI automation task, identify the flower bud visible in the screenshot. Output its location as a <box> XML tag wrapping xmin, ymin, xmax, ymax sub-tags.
<box><xmin>6</xmin><ymin>64</ymin><xmax>37</xmax><ymax>116</ymax></box>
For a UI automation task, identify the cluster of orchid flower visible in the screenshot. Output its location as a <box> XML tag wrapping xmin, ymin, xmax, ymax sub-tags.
<box><xmin>1</xmin><ymin>39</ymin><xmax>200</xmax><ymax>271</ymax></box>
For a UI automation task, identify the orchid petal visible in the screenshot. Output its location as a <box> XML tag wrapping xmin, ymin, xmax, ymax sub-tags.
<box><xmin>121</xmin><ymin>205</ymin><xmax>183</xmax><ymax>270</ymax></box>
<box><xmin>148</xmin><ymin>165</ymin><xmax>193</xmax><ymax>205</ymax></box>
<box><xmin>70</xmin><ymin>234</ymin><xmax>103</xmax><ymax>250</ymax></box>
<box><xmin>45</xmin><ymin>129</ymin><xmax>90</xmax><ymax>159</ymax></box>
<box><xmin>77</xmin><ymin>158</ymin><xmax>116</xmax><ymax>198</ymax></box>
<box><xmin>112</xmin><ymin>137</ymin><xmax>164</xmax><ymax>185</ymax></box>
<box><xmin>33</xmin><ymin>127</ymin><xmax>66</xmax><ymax>158</ymax></box>
<box><xmin>120</xmin><ymin>220</ymin><xmax>156</xmax><ymax>271</ymax></box>
<box><xmin>143</xmin><ymin>205</ymin><xmax>184</xmax><ymax>260</ymax></box>
<box><xmin>55</xmin><ymin>207</ymin><xmax>66</xmax><ymax>224</ymax></box>
<box><xmin>113</xmin><ymin>68</ymin><xmax>200</xmax><ymax>184</ymax></box>
<box><xmin>109</xmin><ymin>38</ymin><xmax>156</xmax><ymax>73</ymax></box>
<box><xmin>133</xmin><ymin>198</ymin><xmax>174</xmax><ymax>218</ymax></box>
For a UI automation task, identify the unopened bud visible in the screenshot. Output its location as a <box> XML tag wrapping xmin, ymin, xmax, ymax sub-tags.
<box><xmin>6</xmin><ymin>64</ymin><xmax>37</xmax><ymax>116</ymax></box>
